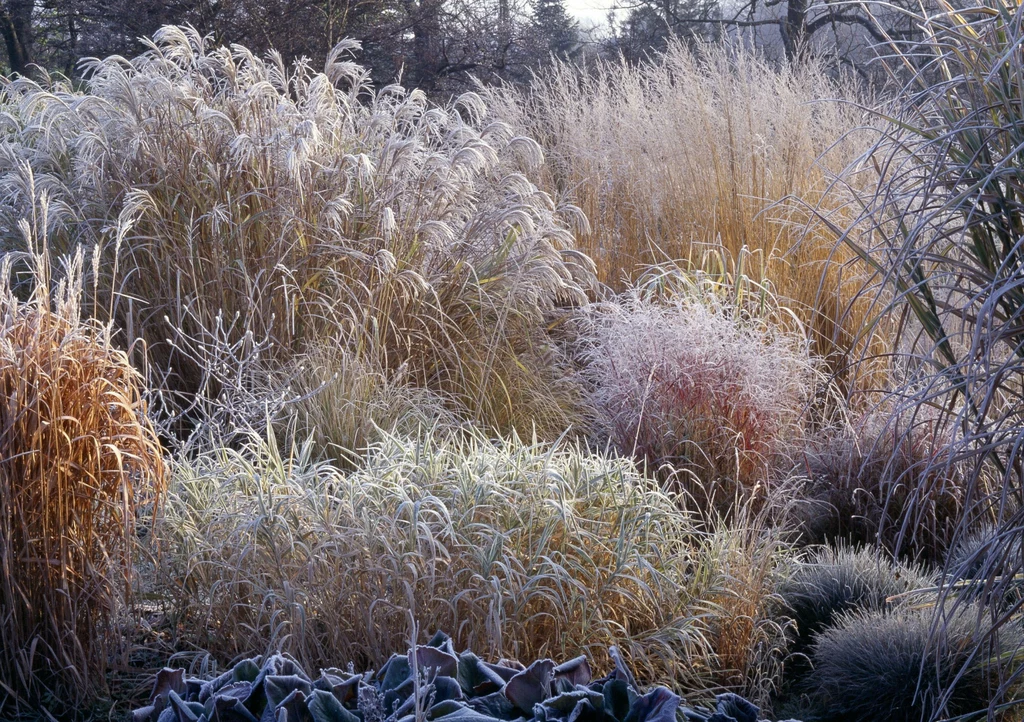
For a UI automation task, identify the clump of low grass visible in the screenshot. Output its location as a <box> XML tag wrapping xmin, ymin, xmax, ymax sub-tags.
<box><xmin>160</xmin><ymin>426</ymin><xmax>707</xmax><ymax>687</ymax></box>
<box><xmin>0</xmin><ymin>217</ymin><xmax>165</xmax><ymax>714</ymax></box>
<box><xmin>798</xmin><ymin>604</ymin><xmax>1023</xmax><ymax>722</ymax></box>
<box><xmin>159</xmin><ymin>424</ymin><xmax>796</xmax><ymax>699</ymax></box>
<box><xmin>278</xmin><ymin>343</ymin><xmax>460</xmax><ymax>466</ymax></box>
<box><xmin>483</xmin><ymin>42</ymin><xmax>878</xmax><ymax>374</ymax></box>
<box><xmin>581</xmin><ymin>260</ymin><xmax>817</xmax><ymax>496</ymax></box>
<box><xmin>790</xmin><ymin>407</ymin><xmax>963</xmax><ymax>560</ymax></box>
<box><xmin>774</xmin><ymin>545</ymin><xmax>934</xmax><ymax>688</ymax></box>
<box><xmin>0</xmin><ymin>27</ymin><xmax>595</xmax><ymax>439</ymax></box>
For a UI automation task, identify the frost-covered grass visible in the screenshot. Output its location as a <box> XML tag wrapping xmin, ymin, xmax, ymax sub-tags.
<box><xmin>483</xmin><ymin>43</ymin><xmax>879</xmax><ymax>371</ymax></box>
<box><xmin>159</xmin><ymin>425</ymin><xmax>791</xmax><ymax>704</ymax></box>
<box><xmin>0</xmin><ymin>238</ymin><xmax>164</xmax><ymax>713</ymax></box>
<box><xmin>0</xmin><ymin>27</ymin><xmax>594</xmax><ymax>439</ymax></box>
<box><xmin>2</xmin><ymin>13</ymin><xmax>1024</xmax><ymax>722</ymax></box>
<box><xmin>581</xmin><ymin>264</ymin><xmax>816</xmax><ymax>494</ymax></box>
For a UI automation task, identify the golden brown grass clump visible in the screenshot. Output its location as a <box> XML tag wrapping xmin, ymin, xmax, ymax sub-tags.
<box><xmin>0</xmin><ymin>220</ymin><xmax>165</xmax><ymax>713</ymax></box>
<box><xmin>483</xmin><ymin>43</ymin><xmax>880</xmax><ymax>373</ymax></box>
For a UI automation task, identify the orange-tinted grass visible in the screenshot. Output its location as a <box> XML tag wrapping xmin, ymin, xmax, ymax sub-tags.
<box><xmin>0</xmin><ymin>239</ymin><xmax>165</xmax><ymax>714</ymax></box>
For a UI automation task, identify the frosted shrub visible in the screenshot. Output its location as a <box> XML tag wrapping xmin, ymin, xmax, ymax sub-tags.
<box><xmin>583</xmin><ymin>289</ymin><xmax>814</xmax><ymax>494</ymax></box>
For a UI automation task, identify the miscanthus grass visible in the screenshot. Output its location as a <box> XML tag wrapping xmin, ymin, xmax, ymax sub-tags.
<box><xmin>0</xmin><ymin>27</ymin><xmax>596</xmax><ymax>440</ymax></box>
<box><xmin>0</xmin><ymin>205</ymin><xmax>165</xmax><ymax>714</ymax></box>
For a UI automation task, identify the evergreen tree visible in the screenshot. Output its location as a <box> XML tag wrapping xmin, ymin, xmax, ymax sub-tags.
<box><xmin>532</xmin><ymin>0</ymin><xmax>577</xmax><ymax>59</ymax></box>
<box><xmin>613</xmin><ymin>0</ymin><xmax>720</xmax><ymax>62</ymax></box>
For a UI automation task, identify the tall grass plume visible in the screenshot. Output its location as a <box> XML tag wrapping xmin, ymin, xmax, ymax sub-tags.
<box><xmin>0</xmin><ymin>27</ymin><xmax>595</xmax><ymax>439</ymax></box>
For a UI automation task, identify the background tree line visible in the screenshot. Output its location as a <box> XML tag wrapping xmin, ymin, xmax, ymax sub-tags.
<box><xmin>0</xmin><ymin>0</ymin><xmax>924</xmax><ymax>93</ymax></box>
<box><xmin>2</xmin><ymin>0</ymin><xmax>582</xmax><ymax>88</ymax></box>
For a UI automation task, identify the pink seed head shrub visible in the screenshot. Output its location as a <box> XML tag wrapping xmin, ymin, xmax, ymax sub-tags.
<box><xmin>583</xmin><ymin>292</ymin><xmax>815</xmax><ymax>497</ymax></box>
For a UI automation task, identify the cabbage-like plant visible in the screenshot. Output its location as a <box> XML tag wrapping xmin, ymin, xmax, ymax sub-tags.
<box><xmin>132</xmin><ymin>633</ymin><xmax>799</xmax><ymax>722</ymax></box>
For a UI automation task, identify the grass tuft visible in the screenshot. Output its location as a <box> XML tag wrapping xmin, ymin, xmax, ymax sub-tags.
<box><xmin>160</xmin><ymin>426</ymin><xmax>707</xmax><ymax>687</ymax></box>
<box><xmin>791</xmin><ymin>408</ymin><xmax>963</xmax><ymax>559</ymax></box>
<box><xmin>775</xmin><ymin>545</ymin><xmax>933</xmax><ymax>688</ymax></box>
<box><xmin>581</xmin><ymin>262</ymin><xmax>817</xmax><ymax>495</ymax></box>
<box><xmin>0</xmin><ymin>208</ymin><xmax>165</xmax><ymax>714</ymax></box>
<box><xmin>801</xmin><ymin>604</ymin><xmax>1022</xmax><ymax>722</ymax></box>
<box><xmin>158</xmin><ymin>423</ymin><xmax>797</xmax><ymax>702</ymax></box>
